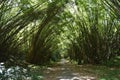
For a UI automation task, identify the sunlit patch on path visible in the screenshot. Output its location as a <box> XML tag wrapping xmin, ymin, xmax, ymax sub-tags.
<box><xmin>42</xmin><ymin>59</ymin><xmax>97</xmax><ymax>80</ymax></box>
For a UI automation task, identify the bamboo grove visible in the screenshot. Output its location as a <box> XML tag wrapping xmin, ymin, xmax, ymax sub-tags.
<box><xmin>0</xmin><ymin>0</ymin><xmax>120</xmax><ymax>65</ymax></box>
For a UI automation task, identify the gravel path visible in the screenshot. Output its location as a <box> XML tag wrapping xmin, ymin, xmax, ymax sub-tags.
<box><xmin>42</xmin><ymin>59</ymin><xmax>98</xmax><ymax>80</ymax></box>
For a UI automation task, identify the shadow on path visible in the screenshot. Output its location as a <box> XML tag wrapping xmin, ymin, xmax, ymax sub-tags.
<box><xmin>42</xmin><ymin>59</ymin><xmax>97</xmax><ymax>80</ymax></box>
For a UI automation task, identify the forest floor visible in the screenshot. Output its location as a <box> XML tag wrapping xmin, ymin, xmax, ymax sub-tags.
<box><xmin>1</xmin><ymin>58</ymin><xmax>119</xmax><ymax>80</ymax></box>
<box><xmin>30</xmin><ymin>59</ymin><xmax>120</xmax><ymax>80</ymax></box>
<box><xmin>42</xmin><ymin>59</ymin><xmax>97</xmax><ymax>80</ymax></box>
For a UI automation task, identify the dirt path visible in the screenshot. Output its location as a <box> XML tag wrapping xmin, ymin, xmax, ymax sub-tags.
<box><xmin>42</xmin><ymin>59</ymin><xmax>98</xmax><ymax>80</ymax></box>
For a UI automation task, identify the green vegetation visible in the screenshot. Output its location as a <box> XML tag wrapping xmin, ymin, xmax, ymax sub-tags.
<box><xmin>68</xmin><ymin>0</ymin><xmax>120</xmax><ymax>65</ymax></box>
<box><xmin>0</xmin><ymin>0</ymin><xmax>120</xmax><ymax>79</ymax></box>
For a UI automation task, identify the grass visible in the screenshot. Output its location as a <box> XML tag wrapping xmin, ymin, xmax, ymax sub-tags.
<box><xmin>88</xmin><ymin>65</ymin><xmax>120</xmax><ymax>80</ymax></box>
<box><xmin>99</xmin><ymin>68</ymin><xmax>120</xmax><ymax>80</ymax></box>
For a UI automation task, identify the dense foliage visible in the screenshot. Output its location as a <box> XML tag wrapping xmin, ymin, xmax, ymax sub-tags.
<box><xmin>68</xmin><ymin>0</ymin><xmax>120</xmax><ymax>64</ymax></box>
<box><xmin>0</xmin><ymin>0</ymin><xmax>120</xmax><ymax>65</ymax></box>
